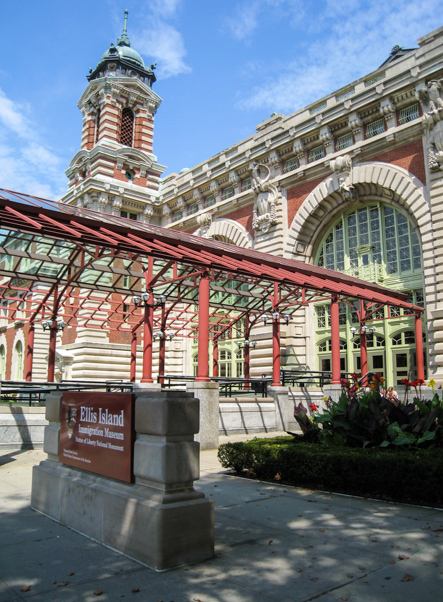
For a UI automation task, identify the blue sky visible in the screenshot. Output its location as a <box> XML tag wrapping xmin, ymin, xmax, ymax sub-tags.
<box><xmin>1</xmin><ymin>0</ymin><xmax>442</xmax><ymax>199</ymax></box>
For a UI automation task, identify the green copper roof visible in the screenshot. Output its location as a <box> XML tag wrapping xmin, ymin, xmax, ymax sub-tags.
<box><xmin>98</xmin><ymin>10</ymin><xmax>145</xmax><ymax>69</ymax></box>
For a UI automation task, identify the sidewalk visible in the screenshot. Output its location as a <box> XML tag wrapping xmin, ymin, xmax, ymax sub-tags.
<box><xmin>1</xmin><ymin>441</ymin><xmax>443</xmax><ymax>601</ymax></box>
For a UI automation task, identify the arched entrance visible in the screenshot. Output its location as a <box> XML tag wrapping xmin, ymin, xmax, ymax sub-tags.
<box><xmin>285</xmin><ymin>161</ymin><xmax>430</xmax><ymax>385</ymax></box>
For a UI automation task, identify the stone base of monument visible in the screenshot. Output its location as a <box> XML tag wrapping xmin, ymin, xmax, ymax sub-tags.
<box><xmin>31</xmin><ymin>389</ymin><xmax>214</xmax><ymax>571</ymax></box>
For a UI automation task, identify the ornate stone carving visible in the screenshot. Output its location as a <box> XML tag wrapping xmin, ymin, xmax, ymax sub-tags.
<box><xmin>164</xmin><ymin>205</ymin><xmax>173</xmax><ymax>223</ymax></box>
<box><xmin>319</xmin><ymin>126</ymin><xmax>333</xmax><ymax>146</ymax></box>
<box><xmin>143</xmin><ymin>204</ymin><xmax>153</xmax><ymax>223</ymax></box>
<box><xmin>417</xmin><ymin>80</ymin><xmax>443</xmax><ymax>170</ymax></box>
<box><xmin>210</xmin><ymin>180</ymin><xmax>220</xmax><ymax>194</ymax></box>
<box><xmin>229</xmin><ymin>171</ymin><xmax>240</xmax><ymax>185</ymax></box>
<box><xmin>98</xmin><ymin>193</ymin><xmax>108</xmax><ymax>212</ymax></box>
<box><xmin>268</xmin><ymin>150</ymin><xmax>281</xmax><ymax>168</ymax></box>
<box><xmin>380</xmin><ymin>98</ymin><xmax>396</xmax><ymax>119</ymax></box>
<box><xmin>197</xmin><ymin>211</ymin><xmax>213</xmax><ymax>238</ymax></box>
<box><xmin>348</xmin><ymin>115</ymin><xmax>363</xmax><ymax>134</ymax></box>
<box><xmin>293</xmin><ymin>138</ymin><xmax>305</xmax><ymax>157</ymax></box>
<box><xmin>330</xmin><ymin>155</ymin><xmax>357</xmax><ymax>202</ymax></box>
<box><xmin>250</xmin><ymin>162</ymin><xmax>279</xmax><ymax>233</ymax></box>
<box><xmin>112</xmin><ymin>196</ymin><xmax>122</xmax><ymax>215</ymax></box>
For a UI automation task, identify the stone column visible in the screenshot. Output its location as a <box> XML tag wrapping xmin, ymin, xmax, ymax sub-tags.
<box><xmin>187</xmin><ymin>381</ymin><xmax>219</xmax><ymax>450</ymax></box>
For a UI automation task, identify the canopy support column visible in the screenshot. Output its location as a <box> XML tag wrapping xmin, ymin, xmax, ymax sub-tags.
<box><xmin>130</xmin><ymin>331</ymin><xmax>137</xmax><ymax>382</ymax></box>
<box><xmin>141</xmin><ymin>292</ymin><xmax>154</xmax><ymax>383</ymax></box>
<box><xmin>330</xmin><ymin>295</ymin><xmax>341</xmax><ymax>385</ymax></box>
<box><xmin>244</xmin><ymin>315</ymin><xmax>251</xmax><ymax>384</ymax></box>
<box><xmin>212</xmin><ymin>338</ymin><xmax>218</xmax><ymax>378</ymax></box>
<box><xmin>159</xmin><ymin>338</ymin><xmax>166</xmax><ymax>385</ymax></box>
<box><xmin>25</xmin><ymin>323</ymin><xmax>34</xmax><ymax>382</ymax></box>
<box><xmin>48</xmin><ymin>324</ymin><xmax>57</xmax><ymax>382</ymax></box>
<box><xmin>271</xmin><ymin>284</ymin><xmax>281</xmax><ymax>387</ymax></box>
<box><xmin>360</xmin><ymin>300</ymin><xmax>367</xmax><ymax>377</ymax></box>
<box><xmin>415</xmin><ymin>311</ymin><xmax>425</xmax><ymax>381</ymax></box>
<box><xmin>196</xmin><ymin>273</ymin><xmax>210</xmax><ymax>382</ymax></box>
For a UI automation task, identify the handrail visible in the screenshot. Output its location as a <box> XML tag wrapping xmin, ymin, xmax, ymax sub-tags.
<box><xmin>158</xmin><ymin>375</ymin><xmax>269</xmax><ymax>397</ymax></box>
<box><xmin>0</xmin><ymin>379</ymin><xmax>133</xmax><ymax>406</ymax></box>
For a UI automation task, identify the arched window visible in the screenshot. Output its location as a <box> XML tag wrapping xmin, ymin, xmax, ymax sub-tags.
<box><xmin>14</xmin><ymin>340</ymin><xmax>23</xmax><ymax>380</ymax></box>
<box><xmin>316</xmin><ymin>204</ymin><xmax>421</xmax><ymax>280</ymax></box>
<box><xmin>95</xmin><ymin>108</ymin><xmax>101</xmax><ymax>143</ymax></box>
<box><xmin>235</xmin><ymin>348</ymin><xmax>244</xmax><ymax>377</ymax></box>
<box><xmin>0</xmin><ymin>345</ymin><xmax>5</xmax><ymax>379</ymax></box>
<box><xmin>120</xmin><ymin>107</ymin><xmax>134</xmax><ymax>146</ymax></box>
<box><xmin>314</xmin><ymin>203</ymin><xmax>425</xmax><ymax>382</ymax></box>
<box><xmin>219</xmin><ymin>350</ymin><xmax>232</xmax><ymax>377</ymax></box>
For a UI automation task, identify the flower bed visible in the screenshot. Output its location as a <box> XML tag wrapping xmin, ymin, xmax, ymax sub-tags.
<box><xmin>217</xmin><ymin>376</ymin><xmax>443</xmax><ymax>506</ymax></box>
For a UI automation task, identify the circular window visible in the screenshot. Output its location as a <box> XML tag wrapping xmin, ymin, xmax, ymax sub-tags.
<box><xmin>125</xmin><ymin>170</ymin><xmax>135</xmax><ymax>181</ymax></box>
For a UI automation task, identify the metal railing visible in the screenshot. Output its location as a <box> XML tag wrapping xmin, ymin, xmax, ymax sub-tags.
<box><xmin>0</xmin><ymin>379</ymin><xmax>133</xmax><ymax>406</ymax></box>
<box><xmin>281</xmin><ymin>369</ymin><xmax>367</xmax><ymax>388</ymax></box>
<box><xmin>158</xmin><ymin>375</ymin><xmax>269</xmax><ymax>398</ymax></box>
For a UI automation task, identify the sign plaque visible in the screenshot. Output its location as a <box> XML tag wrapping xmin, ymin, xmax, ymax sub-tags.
<box><xmin>59</xmin><ymin>392</ymin><xmax>134</xmax><ymax>483</ymax></box>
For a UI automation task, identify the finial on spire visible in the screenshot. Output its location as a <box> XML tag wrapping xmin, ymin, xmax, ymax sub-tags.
<box><xmin>117</xmin><ymin>9</ymin><xmax>131</xmax><ymax>47</ymax></box>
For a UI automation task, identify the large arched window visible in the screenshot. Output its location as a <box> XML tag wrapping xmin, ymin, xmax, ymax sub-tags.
<box><xmin>120</xmin><ymin>107</ymin><xmax>134</xmax><ymax>147</ymax></box>
<box><xmin>316</xmin><ymin>204</ymin><xmax>421</xmax><ymax>281</ymax></box>
<box><xmin>314</xmin><ymin>202</ymin><xmax>425</xmax><ymax>384</ymax></box>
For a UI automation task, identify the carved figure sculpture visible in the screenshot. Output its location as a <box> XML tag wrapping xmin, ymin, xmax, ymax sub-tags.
<box><xmin>418</xmin><ymin>80</ymin><xmax>443</xmax><ymax>170</ymax></box>
<box><xmin>251</xmin><ymin>162</ymin><xmax>279</xmax><ymax>233</ymax></box>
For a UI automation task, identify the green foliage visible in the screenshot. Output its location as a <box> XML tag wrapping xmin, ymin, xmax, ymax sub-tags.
<box><xmin>217</xmin><ymin>439</ymin><xmax>443</xmax><ymax>507</ymax></box>
<box><xmin>293</xmin><ymin>375</ymin><xmax>443</xmax><ymax>449</ymax></box>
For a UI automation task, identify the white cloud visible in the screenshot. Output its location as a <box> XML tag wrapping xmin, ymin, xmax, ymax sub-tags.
<box><xmin>0</xmin><ymin>89</ymin><xmax>32</xmax><ymax>138</ymax></box>
<box><xmin>132</xmin><ymin>1</ymin><xmax>190</xmax><ymax>79</ymax></box>
<box><xmin>149</xmin><ymin>0</ymin><xmax>181</xmax><ymax>19</ymax></box>
<box><xmin>0</xmin><ymin>87</ymin><xmax>66</xmax><ymax>199</ymax></box>
<box><xmin>237</xmin><ymin>0</ymin><xmax>443</xmax><ymax>113</ymax></box>
<box><xmin>224</xmin><ymin>0</ymin><xmax>306</xmax><ymax>41</ymax></box>
<box><xmin>133</xmin><ymin>23</ymin><xmax>190</xmax><ymax>79</ymax></box>
<box><xmin>225</xmin><ymin>1</ymin><xmax>261</xmax><ymax>41</ymax></box>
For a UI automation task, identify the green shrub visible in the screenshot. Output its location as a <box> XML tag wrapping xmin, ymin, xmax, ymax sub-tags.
<box><xmin>217</xmin><ymin>439</ymin><xmax>443</xmax><ymax>506</ymax></box>
<box><xmin>294</xmin><ymin>374</ymin><xmax>443</xmax><ymax>449</ymax></box>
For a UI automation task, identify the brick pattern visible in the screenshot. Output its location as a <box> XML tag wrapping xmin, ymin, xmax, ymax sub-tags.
<box><xmin>369</xmin><ymin>140</ymin><xmax>426</xmax><ymax>185</ymax></box>
<box><xmin>98</xmin><ymin>103</ymin><xmax>119</xmax><ymax>142</ymax></box>
<box><xmin>134</xmin><ymin>110</ymin><xmax>153</xmax><ymax>153</ymax></box>
<box><xmin>287</xmin><ymin>176</ymin><xmax>325</xmax><ymax>227</ymax></box>
<box><xmin>81</xmin><ymin>118</ymin><xmax>95</xmax><ymax>150</ymax></box>
<box><xmin>223</xmin><ymin>204</ymin><xmax>254</xmax><ymax>236</ymax></box>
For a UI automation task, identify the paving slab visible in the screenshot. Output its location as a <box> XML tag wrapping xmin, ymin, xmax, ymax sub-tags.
<box><xmin>1</xmin><ymin>446</ymin><xmax>443</xmax><ymax>601</ymax></box>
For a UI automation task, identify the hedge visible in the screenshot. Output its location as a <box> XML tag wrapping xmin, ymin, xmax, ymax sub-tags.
<box><xmin>217</xmin><ymin>438</ymin><xmax>443</xmax><ymax>507</ymax></box>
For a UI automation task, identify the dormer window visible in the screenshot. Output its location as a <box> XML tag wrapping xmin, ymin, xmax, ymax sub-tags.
<box><xmin>120</xmin><ymin>108</ymin><xmax>134</xmax><ymax>146</ymax></box>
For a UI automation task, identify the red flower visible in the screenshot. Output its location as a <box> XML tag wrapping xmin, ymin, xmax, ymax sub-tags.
<box><xmin>341</xmin><ymin>378</ymin><xmax>350</xmax><ymax>388</ymax></box>
<box><xmin>350</xmin><ymin>373</ymin><xmax>360</xmax><ymax>383</ymax></box>
<box><xmin>309</xmin><ymin>403</ymin><xmax>319</xmax><ymax>411</ymax></box>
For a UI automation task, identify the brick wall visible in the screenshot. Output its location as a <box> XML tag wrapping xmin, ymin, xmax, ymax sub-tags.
<box><xmin>287</xmin><ymin>176</ymin><xmax>324</xmax><ymax>228</ymax></box>
<box><xmin>223</xmin><ymin>204</ymin><xmax>254</xmax><ymax>236</ymax></box>
<box><xmin>369</xmin><ymin>139</ymin><xmax>426</xmax><ymax>185</ymax></box>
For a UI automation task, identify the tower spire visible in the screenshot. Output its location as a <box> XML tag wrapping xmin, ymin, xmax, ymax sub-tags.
<box><xmin>117</xmin><ymin>9</ymin><xmax>131</xmax><ymax>47</ymax></box>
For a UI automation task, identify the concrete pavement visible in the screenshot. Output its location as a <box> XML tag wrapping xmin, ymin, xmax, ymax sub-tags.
<box><xmin>1</xmin><ymin>438</ymin><xmax>443</xmax><ymax>601</ymax></box>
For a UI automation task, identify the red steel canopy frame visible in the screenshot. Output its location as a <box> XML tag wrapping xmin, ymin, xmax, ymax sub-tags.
<box><xmin>0</xmin><ymin>189</ymin><xmax>425</xmax><ymax>385</ymax></box>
